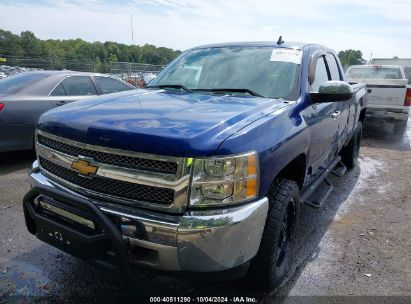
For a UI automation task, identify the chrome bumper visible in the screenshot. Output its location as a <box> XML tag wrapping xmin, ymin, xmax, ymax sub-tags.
<box><xmin>28</xmin><ymin>161</ymin><xmax>269</xmax><ymax>273</ymax></box>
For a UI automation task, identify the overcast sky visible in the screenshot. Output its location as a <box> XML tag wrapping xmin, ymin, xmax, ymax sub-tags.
<box><xmin>0</xmin><ymin>0</ymin><xmax>410</xmax><ymax>58</ymax></box>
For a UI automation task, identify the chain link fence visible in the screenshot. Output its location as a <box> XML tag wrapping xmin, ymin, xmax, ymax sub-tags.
<box><xmin>0</xmin><ymin>55</ymin><xmax>164</xmax><ymax>81</ymax></box>
<box><xmin>109</xmin><ymin>62</ymin><xmax>163</xmax><ymax>80</ymax></box>
<box><xmin>0</xmin><ymin>55</ymin><xmax>95</xmax><ymax>72</ymax></box>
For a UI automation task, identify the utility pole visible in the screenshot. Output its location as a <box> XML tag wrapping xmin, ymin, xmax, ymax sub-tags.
<box><xmin>131</xmin><ymin>14</ymin><xmax>135</xmax><ymax>46</ymax></box>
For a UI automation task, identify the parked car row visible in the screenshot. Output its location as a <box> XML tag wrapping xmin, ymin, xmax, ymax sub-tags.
<box><xmin>0</xmin><ymin>64</ymin><xmax>43</xmax><ymax>77</ymax></box>
<box><xmin>0</xmin><ymin>71</ymin><xmax>135</xmax><ymax>152</ymax></box>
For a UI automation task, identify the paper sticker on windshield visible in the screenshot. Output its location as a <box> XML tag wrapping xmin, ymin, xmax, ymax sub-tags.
<box><xmin>270</xmin><ymin>49</ymin><xmax>302</xmax><ymax>64</ymax></box>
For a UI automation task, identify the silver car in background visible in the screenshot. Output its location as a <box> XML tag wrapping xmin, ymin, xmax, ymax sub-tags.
<box><xmin>0</xmin><ymin>71</ymin><xmax>135</xmax><ymax>152</ymax></box>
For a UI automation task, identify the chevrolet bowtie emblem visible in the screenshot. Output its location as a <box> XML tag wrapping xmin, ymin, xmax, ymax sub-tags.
<box><xmin>71</xmin><ymin>159</ymin><xmax>98</xmax><ymax>176</ymax></box>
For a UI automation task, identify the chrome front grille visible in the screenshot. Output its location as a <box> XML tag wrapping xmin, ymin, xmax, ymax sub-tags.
<box><xmin>37</xmin><ymin>134</ymin><xmax>178</xmax><ymax>175</ymax></box>
<box><xmin>39</xmin><ymin>157</ymin><xmax>175</xmax><ymax>205</ymax></box>
<box><xmin>35</xmin><ymin>131</ymin><xmax>191</xmax><ymax>213</ymax></box>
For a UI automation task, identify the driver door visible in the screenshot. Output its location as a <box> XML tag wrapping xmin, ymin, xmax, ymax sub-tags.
<box><xmin>304</xmin><ymin>55</ymin><xmax>339</xmax><ymax>181</ymax></box>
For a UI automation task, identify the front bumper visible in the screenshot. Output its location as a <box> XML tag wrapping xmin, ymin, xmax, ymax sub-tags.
<box><xmin>24</xmin><ymin>161</ymin><xmax>268</xmax><ymax>276</ymax></box>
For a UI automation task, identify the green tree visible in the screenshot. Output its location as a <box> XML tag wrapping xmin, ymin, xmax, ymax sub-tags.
<box><xmin>94</xmin><ymin>56</ymin><xmax>105</xmax><ymax>73</ymax></box>
<box><xmin>0</xmin><ymin>29</ymin><xmax>24</xmax><ymax>57</ymax></box>
<box><xmin>20</xmin><ymin>31</ymin><xmax>42</xmax><ymax>57</ymax></box>
<box><xmin>338</xmin><ymin>50</ymin><xmax>366</xmax><ymax>71</ymax></box>
<box><xmin>129</xmin><ymin>45</ymin><xmax>142</xmax><ymax>62</ymax></box>
<box><xmin>0</xmin><ymin>28</ymin><xmax>181</xmax><ymax>71</ymax></box>
<box><xmin>108</xmin><ymin>53</ymin><xmax>118</xmax><ymax>63</ymax></box>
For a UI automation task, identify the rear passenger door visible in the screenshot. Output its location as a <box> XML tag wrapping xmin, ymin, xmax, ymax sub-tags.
<box><xmin>49</xmin><ymin>76</ymin><xmax>98</xmax><ymax>106</ymax></box>
<box><xmin>325</xmin><ymin>53</ymin><xmax>350</xmax><ymax>150</ymax></box>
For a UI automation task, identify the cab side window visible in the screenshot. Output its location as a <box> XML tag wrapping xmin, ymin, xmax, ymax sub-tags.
<box><xmin>326</xmin><ymin>53</ymin><xmax>342</xmax><ymax>80</ymax></box>
<box><xmin>311</xmin><ymin>57</ymin><xmax>330</xmax><ymax>92</ymax></box>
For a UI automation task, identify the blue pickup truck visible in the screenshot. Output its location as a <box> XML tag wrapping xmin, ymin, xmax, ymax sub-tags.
<box><xmin>23</xmin><ymin>41</ymin><xmax>367</xmax><ymax>289</ymax></box>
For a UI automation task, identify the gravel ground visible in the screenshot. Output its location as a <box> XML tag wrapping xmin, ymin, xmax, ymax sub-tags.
<box><xmin>0</xmin><ymin>118</ymin><xmax>410</xmax><ymax>304</ymax></box>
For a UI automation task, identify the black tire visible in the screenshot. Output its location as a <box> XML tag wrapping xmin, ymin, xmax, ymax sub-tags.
<box><xmin>247</xmin><ymin>178</ymin><xmax>300</xmax><ymax>290</ymax></box>
<box><xmin>341</xmin><ymin>121</ymin><xmax>362</xmax><ymax>170</ymax></box>
<box><xmin>394</xmin><ymin>120</ymin><xmax>407</xmax><ymax>136</ymax></box>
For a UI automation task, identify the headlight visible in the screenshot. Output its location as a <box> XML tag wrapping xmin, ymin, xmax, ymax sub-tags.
<box><xmin>189</xmin><ymin>151</ymin><xmax>259</xmax><ymax>207</ymax></box>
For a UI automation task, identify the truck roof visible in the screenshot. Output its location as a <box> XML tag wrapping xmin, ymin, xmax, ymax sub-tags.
<box><xmin>191</xmin><ymin>41</ymin><xmax>314</xmax><ymax>50</ymax></box>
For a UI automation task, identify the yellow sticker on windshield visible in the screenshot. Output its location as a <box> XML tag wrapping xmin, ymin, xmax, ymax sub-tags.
<box><xmin>270</xmin><ymin>48</ymin><xmax>302</xmax><ymax>64</ymax></box>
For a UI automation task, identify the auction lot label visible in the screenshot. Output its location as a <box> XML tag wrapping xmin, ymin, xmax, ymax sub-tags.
<box><xmin>270</xmin><ymin>48</ymin><xmax>302</xmax><ymax>64</ymax></box>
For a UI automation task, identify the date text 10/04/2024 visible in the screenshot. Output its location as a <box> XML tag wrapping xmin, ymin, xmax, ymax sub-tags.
<box><xmin>149</xmin><ymin>297</ymin><xmax>258</xmax><ymax>303</ymax></box>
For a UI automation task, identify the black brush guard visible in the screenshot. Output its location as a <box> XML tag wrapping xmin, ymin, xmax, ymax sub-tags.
<box><xmin>23</xmin><ymin>185</ymin><xmax>135</xmax><ymax>280</ymax></box>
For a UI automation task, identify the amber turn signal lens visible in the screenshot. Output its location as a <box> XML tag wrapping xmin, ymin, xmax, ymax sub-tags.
<box><xmin>246</xmin><ymin>178</ymin><xmax>257</xmax><ymax>197</ymax></box>
<box><xmin>247</xmin><ymin>154</ymin><xmax>257</xmax><ymax>175</ymax></box>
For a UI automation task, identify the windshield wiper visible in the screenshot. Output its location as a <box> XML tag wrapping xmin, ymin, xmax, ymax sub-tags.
<box><xmin>193</xmin><ymin>88</ymin><xmax>264</xmax><ymax>97</ymax></box>
<box><xmin>147</xmin><ymin>84</ymin><xmax>192</xmax><ymax>93</ymax></box>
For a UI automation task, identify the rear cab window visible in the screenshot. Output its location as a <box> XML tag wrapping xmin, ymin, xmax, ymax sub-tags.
<box><xmin>0</xmin><ymin>73</ymin><xmax>48</xmax><ymax>95</ymax></box>
<box><xmin>346</xmin><ymin>66</ymin><xmax>404</xmax><ymax>80</ymax></box>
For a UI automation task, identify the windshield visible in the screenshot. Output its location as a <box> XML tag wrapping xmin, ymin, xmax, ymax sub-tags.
<box><xmin>0</xmin><ymin>72</ymin><xmax>48</xmax><ymax>95</ymax></box>
<box><xmin>346</xmin><ymin>66</ymin><xmax>404</xmax><ymax>80</ymax></box>
<box><xmin>149</xmin><ymin>46</ymin><xmax>300</xmax><ymax>99</ymax></box>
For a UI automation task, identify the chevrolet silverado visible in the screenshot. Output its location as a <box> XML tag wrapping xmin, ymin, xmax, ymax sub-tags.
<box><xmin>23</xmin><ymin>41</ymin><xmax>367</xmax><ymax>289</ymax></box>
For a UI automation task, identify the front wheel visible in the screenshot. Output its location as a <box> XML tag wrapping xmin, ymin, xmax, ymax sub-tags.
<box><xmin>247</xmin><ymin>178</ymin><xmax>300</xmax><ymax>290</ymax></box>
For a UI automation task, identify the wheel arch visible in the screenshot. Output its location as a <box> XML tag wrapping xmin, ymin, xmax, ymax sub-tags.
<box><xmin>273</xmin><ymin>153</ymin><xmax>307</xmax><ymax>190</ymax></box>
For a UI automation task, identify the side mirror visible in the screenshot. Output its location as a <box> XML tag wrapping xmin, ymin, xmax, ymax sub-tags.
<box><xmin>310</xmin><ymin>81</ymin><xmax>353</xmax><ymax>103</ymax></box>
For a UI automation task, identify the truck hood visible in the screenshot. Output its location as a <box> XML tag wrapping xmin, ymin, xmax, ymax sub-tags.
<box><xmin>37</xmin><ymin>89</ymin><xmax>287</xmax><ymax>157</ymax></box>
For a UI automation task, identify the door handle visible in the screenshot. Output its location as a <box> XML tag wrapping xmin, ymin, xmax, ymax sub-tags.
<box><xmin>367</xmin><ymin>89</ymin><xmax>372</xmax><ymax>94</ymax></box>
<box><xmin>331</xmin><ymin>111</ymin><xmax>341</xmax><ymax>119</ymax></box>
<box><xmin>56</xmin><ymin>100</ymin><xmax>67</xmax><ymax>106</ymax></box>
